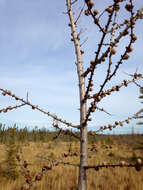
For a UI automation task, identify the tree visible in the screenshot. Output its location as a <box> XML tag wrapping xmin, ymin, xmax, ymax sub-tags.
<box><xmin>4</xmin><ymin>127</ymin><xmax>19</xmax><ymax>180</ymax></box>
<box><xmin>0</xmin><ymin>0</ymin><xmax>143</xmax><ymax>189</ymax></box>
<box><xmin>135</xmin><ymin>87</ymin><xmax>143</xmax><ymax>125</ymax></box>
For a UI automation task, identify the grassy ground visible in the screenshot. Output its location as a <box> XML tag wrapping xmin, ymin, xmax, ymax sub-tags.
<box><xmin>0</xmin><ymin>135</ymin><xmax>143</xmax><ymax>190</ymax></box>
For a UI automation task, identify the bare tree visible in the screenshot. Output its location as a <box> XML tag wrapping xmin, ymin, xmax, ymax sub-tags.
<box><xmin>0</xmin><ymin>0</ymin><xmax>143</xmax><ymax>190</ymax></box>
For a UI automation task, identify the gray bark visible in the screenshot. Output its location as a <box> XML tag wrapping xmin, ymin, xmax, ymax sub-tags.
<box><xmin>66</xmin><ymin>0</ymin><xmax>88</xmax><ymax>189</ymax></box>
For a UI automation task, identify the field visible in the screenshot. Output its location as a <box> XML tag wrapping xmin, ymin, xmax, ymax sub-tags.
<box><xmin>0</xmin><ymin>132</ymin><xmax>143</xmax><ymax>190</ymax></box>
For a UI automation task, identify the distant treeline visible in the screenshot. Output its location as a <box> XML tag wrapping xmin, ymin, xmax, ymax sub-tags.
<box><xmin>0</xmin><ymin>123</ymin><xmax>143</xmax><ymax>146</ymax></box>
<box><xmin>0</xmin><ymin>123</ymin><xmax>78</xmax><ymax>144</ymax></box>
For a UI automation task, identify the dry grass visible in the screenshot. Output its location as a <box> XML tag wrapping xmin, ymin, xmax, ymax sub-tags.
<box><xmin>0</xmin><ymin>140</ymin><xmax>143</xmax><ymax>190</ymax></box>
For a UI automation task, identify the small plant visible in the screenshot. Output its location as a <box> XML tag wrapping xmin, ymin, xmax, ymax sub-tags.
<box><xmin>108</xmin><ymin>152</ymin><xmax>115</xmax><ymax>157</ymax></box>
<box><xmin>131</xmin><ymin>151</ymin><xmax>138</xmax><ymax>161</ymax></box>
<box><xmin>106</xmin><ymin>136</ymin><xmax>114</xmax><ymax>145</ymax></box>
<box><xmin>4</xmin><ymin>127</ymin><xmax>19</xmax><ymax>180</ymax></box>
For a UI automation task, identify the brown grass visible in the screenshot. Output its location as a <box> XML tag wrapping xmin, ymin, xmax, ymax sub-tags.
<box><xmin>0</xmin><ymin>140</ymin><xmax>143</xmax><ymax>190</ymax></box>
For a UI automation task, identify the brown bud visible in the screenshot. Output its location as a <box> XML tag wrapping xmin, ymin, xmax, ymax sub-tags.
<box><xmin>131</xmin><ymin>18</ymin><xmax>136</xmax><ymax>25</ymax></box>
<box><xmin>131</xmin><ymin>34</ymin><xmax>137</xmax><ymax>42</ymax></box>
<box><xmin>101</xmin><ymin>56</ymin><xmax>105</xmax><ymax>62</ymax></box>
<box><xmin>126</xmin><ymin>45</ymin><xmax>133</xmax><ymax>52</ymax></box>
<box><xmin>84</xmin><ymin>10</ymin><xmax>90</xmax><ymax>16</ymax></box>
<box><xmin>106</xmin><ymin>90</ymin><xmax>111</xmax><ymax>95</ymax></box>
<box><xmin>89</xmin><ymin>66</ymin><xmax>94</xmax><ymax>72</ymax></box>
<box><xmin>122</xmin><ymin>54</ymin><xmax>130</xmax><ymax>60</ymax></box>
<box><xmin>53</xmin><ymin>115</ymin><xmax>57</xmax><ymax>119</ymax></box>
<box><xmin>125</xmin><ymin>4</ymin><xmax>133</xmax><ymax>12</ymax></box>
<box><xmin>106</xmin><ymin>7</ymin><xmax>113</xmax><ymax>14</ymax></box>
<box><xmin>80</xmin><ymin>50</ymin><xmax>84</xmax><ymax>54</ymax></box>
<box><xmin>32</xmin><ymin>106</ymin><xmax>35</xmax><ymax>110</ymax></box>
<box><xmin>111</xmin><ymin>86</ymin><xmax>116</xmax><ymax>92</ymax></box>
<box><xmin>77</xmin><ymin>36</ymin><xmax>80</xmax><ymax>41</ymax></box>
<box><xmin>90</xmin><ymin>101</ymin><xmax>95</xmax><ymax>106</ymax></box>
<box><xmin>7</xmin><ymin>90</ymin><xmax>11</xmax><ymax>95</ymax></box>
<box><xmin>42</xmin><ymin>165</ymin><xmax>52</xmax><ymax>170</ymax></box>
<box><xmin>119</xmin><ymin>122</ymin><xmax>123</xmax><ymax>126</ymax></box>
<box><xmin>90</xmin><ymin>81</ymin><xmax>94</xmax><ymax>86</ymax></box>
<box><xmin>93</xmin><ymin>93</ymin><xmax>97</xmax><ymax>99</ymax></box>
<box><xmin>94</xmin><ymin>18</ymin><xmax>99</xmax><ymax>24</ymax></box>
<box><xmin>3</xmin><ymin>109</ymin><xmax>8</xmax><ymax>113</ymax></box>
<box><xmin>93</xmin><ymin>9</ymin><xmax>99</xmax><ymax>16</ymax></box>
<box><xmin>88</xmin><ymin>1</ymin><xmax>94</xmax><ymax>9</ymax></box>
<box><xmin>114</xmin><ymin>4</ymin><xmax>120</xmax><ymax>11</ymax></box>
<box><xmin>97</xmin><ymin>96</ymin><xmax>101</xmax><ymax>102</ymax></box>
<box><xmin>134</xmin><ymin>73</ymin><xmax>138</xmax><ymax>79</ymax></box>
<box><xmin>15</xmin><ymin>96</ymin><xmax>19</xmax><ymax>100</ymax></box>
<box><xmin>23</xmin><ymin>161</ymin><xmax>28</xmax><ymax>168</ymax></box>
<box><xmin>91</xmin><ymin>107</ymin><xmax>95</xmax><ymax>112</ymax></box>
<box><xmin>123</xmin><ymin>80</ymin><xmax>128</xmax><ymax>87</ymax></box>
<box><xmin>108</xmin><ymin>124</ymin><xmax>112</xmax><ymax>131</ymax></box>
<box><xmin>100</xmin><ymin>92</ymin><xmax>106</xmax><ymax>98</ymax></box>
<box><xmin>2</xmin><ymin>92</ymin><xmax>6</xmax><ymax>96</ymax></box>
<box><xmin>8</xmin><ymin>106</ymin><xmax>12</xmax><ymax>110</ymax></box>
<box><xmin>94</xmin><ymin>166</ymin><xmax>99</xmax><ymax>171</ymax></box>
<box><xmin>123</xmin><ymin>30</ymin><xmax>129</xmax><ymax>36</ymax></box>
<box><xmin>125</xmin><ymin>119</ymin><xmax>130</xmax><ymax>124</ymax></box>
<box><xmin>111</xmin><ymin>48</ymin><xmax>116</xmax><ymax>55</ymax></box>
<box><xmin>25</xmin><ymin>176</ymin><xmax>32</xmax><ymax>184</ymax></box>
<box><xmin>120</xmin><ymin>161</ymin><xmax>126</xmax><ymax>167</ymax></box>
<box><xmin>115</xmin><ymin>85</ymin><xmax>120</xmax><ymax>91</ymax></box>
<box><xmin>68</xmin><ymin>23</ymin><xmax>72</xmax><ymax>27</ymax></box>
<box><xmin>124</xmin><ymin>19</ymin><xmax>129</xmax><ymax>24</ymax></box>
<box><xmin>35</xmin><ymin>174</ymin><xmax>42</xmax><ymax>181</ymax></box>
<box><xmin>115</xmin><ymin>121</ymin><xmax>119</xmax><ymax>125</ymax></box>
<box><xmin>137</xmin><ymin>159</ymin><xmax>142</xmax><ymax>165</ymax></box>
<box><xmin>90</xmin><ymin>60</ymin><xmax>95</xmax><ymax>65</ymax></box>
<box><xmin>87</xmin><ymin>94</ymin><xmax>91</xmax><ymax>99</ymax></box>
<box><xmin>100</xmin><ymin>126</ymin><xmax>103</xmax><ymax>130</ymax></box>
<box><xmin>135</xmin><ymin>165</ymin><xmax>141</xmax><ymax>172</ymax></box>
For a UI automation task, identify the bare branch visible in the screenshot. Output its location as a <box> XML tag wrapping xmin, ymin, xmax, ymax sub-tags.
<box><xmin>85</xmin><ymin>73</ymin><xmax>143</xmax><ymax>124</ymax></box>
<box><xmin>0</xmin><ymin>88</ymin><xmax>79</xmax><ymax>128</ymax></box>
<box><xmin>80</xmin><ymin>37</ymin><xmax>88</xmax><ymax>47</ymax></box>
<box><xmin>95</xmin><ymin>113</ymin><xmax>138</xmax><ymax>134</ymax></box>
<box><xmin>0</xmin><ymin>103</ymin><xmax>26</xmax><ymax>113</ymax></box>
<box><xmin>71</xmin><ymin>0</ymin><xmax>78</xmax><ymax>5</ymax></box>
<box><xmin>96</xmin><ymin>106</ymin><xmax>112</xmax><ymax>116</ymax></box>
<box><xmin>84</xmin><ymin>160</ymin><xmax>143</xmax><ymax>171</ymax></box>
<box><xmin>53</xmin><ymin>123</ymin><xmax>80</xmax><ymax>140</ymax></box>
<box><xmin>75</xmin><ymin>3</ymin><xmax>85</xmax><ymax>25</ymax></box>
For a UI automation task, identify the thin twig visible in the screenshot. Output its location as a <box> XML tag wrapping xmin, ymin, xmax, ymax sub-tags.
<box><xmin>0</xmin><ymin>88</ymin><xmax>79</xmax><ymax>129</ymax></box>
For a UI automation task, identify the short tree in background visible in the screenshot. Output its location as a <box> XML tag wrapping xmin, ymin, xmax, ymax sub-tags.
<box><xmin>0</xmin><ymin>0</ymin><xmax>143</xmax><ymax>190</ymax></box>
<box><xmin>135</xmin><ymin>86</ymin><xmax>143</xmax><ymax>125</ymax></box>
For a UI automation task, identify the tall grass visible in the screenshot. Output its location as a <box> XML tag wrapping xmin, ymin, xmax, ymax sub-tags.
<box><xmin>0</xmin><ymin>126</ymin><xmax>142</xmax><ymax>190</ymax></box>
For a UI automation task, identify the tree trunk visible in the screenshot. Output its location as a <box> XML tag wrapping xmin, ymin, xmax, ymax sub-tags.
<box><xmin>78</xmin><ymin>125</ymin><xmax>88</xmax><ymax>190</ymax></box>
<box><xmin>66</xmin><ymin>1</ymin><xmax>88</xmax><ymax>189</ymax></box>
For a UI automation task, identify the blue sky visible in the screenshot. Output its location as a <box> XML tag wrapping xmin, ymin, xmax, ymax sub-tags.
<box><xmin>0</xmin><ymin>0</ymin><xmax>143</xmax><ymax>134</ymax></box>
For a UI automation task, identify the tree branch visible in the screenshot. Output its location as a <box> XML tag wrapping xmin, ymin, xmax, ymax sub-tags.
<box><xmin>0</xmin><ymin>88</ymin><xmax>79</xmax><ymax>128</ymax></box>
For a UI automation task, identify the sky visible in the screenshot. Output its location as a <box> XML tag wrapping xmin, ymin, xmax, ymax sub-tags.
<box><xmin>0</xmin><ymin>0</ymin><xmax>143</xmax><ymax>134</ymax></box>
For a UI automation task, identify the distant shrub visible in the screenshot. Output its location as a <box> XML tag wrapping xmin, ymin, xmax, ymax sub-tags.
<box><xmin>108</xmin><ymin>152</ymin><xmax>115</xmax><ymax>157</ymax></box>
